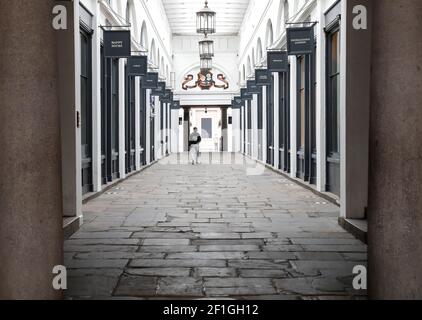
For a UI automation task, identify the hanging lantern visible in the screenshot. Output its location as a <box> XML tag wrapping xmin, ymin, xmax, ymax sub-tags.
<box><xmin>199</xmin><ymin>38</ymin><xmax>214</xmax><ymax>58</ymax></box>
<box><xmin>200</xmin><ymin>57</ymin><xmax>213</xmax><ymax>71</ymax></box>
<box><xmin>196</xmin><ymin>0</ymin><xmax>216</xmax><ymax>36</ymax></box>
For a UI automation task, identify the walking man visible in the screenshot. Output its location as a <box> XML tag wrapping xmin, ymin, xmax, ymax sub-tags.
<box><xmin>189</xmin><ymin>127</ymin><xmax>202</xmax><ymax>165</ymax></box>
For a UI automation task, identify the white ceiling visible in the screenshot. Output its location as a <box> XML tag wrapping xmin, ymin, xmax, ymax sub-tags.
<box><xmin>162</xmin><ymin>0</ymin><xmax>250</xmax><ymax>36</ymax></box>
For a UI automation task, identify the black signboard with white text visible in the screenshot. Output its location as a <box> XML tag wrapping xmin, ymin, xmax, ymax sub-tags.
<box><xmin>247</xmin><ymin>80</ymin><xmax>261</xmax><ymax>94</ymax></box>
<box><xmin>141</xmin><ymin>73</ymin><xmax>159</xmax><ymax>89</ymax></box>
<box><xmin>267</xmin><ymin>51</ymin><xmax>288</xmax><ymax>72</ymax></box>
<box><xmin>241</xmin><ymin>88</ymin><xmax>252</xmax><ymax>101</ymax></box>
<box><xmin>104</xmin><ymin>30</ymin><xmax>131</xmax><ymax>58</ymax></box>
<box><xmin>232</xmin><ymin>96</ymin><xmax>244</xmax><ymax>109</ymax></box>
<box><xmin>255</xmin><ymin>69</ymin><xmax>271</xmax><ymax>86</ymax></box>
<box><xmin>171</xmin><ymin>101</ymin><xmax>181</xmax><ymax>110</ymax></box>
<box><xmin>286</xmin><ymin>27</ymin><xmax>314</xmax><ymax>55</ymax></box>
<box><xmin>160</xmin><ymin>90</ymin><xmax>172</xmax><ymax>103</ymax></box>
<box><xmin>128</xmin><ymin>56</ymin><xmax>148</xmax><ymax>76</ymax></box>
<box><xmin>152</xmin><ymin>81</ymin><xmax>166</xmax><ymax>96</ymax></box>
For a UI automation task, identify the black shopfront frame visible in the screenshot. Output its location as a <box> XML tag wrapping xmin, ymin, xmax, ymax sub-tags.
<box><xmin>278</xmin><ymin>67</ymin><xmax>291</xmax><ymax>173</ymax></box>
<box><xmin>266</xmin><ymin>74</ymin><xmax>275</xmax><ymax>166</ymax></box>
<box><xmin>80</xmin><ymin>24</ymin><xmax>93</xmax><ymax>195</ymax></box>
<box><xmin>325</xmin><ymin>22</ymin><xmax>341</xmax><ymax>195</ymax></box>
<box><xmin>125</xmin><ymin>65</ymin><xmax>136</xmax><ymax>174</ymax></box>
<box><xmin>295</xmin><ymin>44</ymin><xmax>316</xmax><ymax>185</ymax></box>
<box><xmin>139</xmin><ymin>81</ymin><xmax>147</xmax><ymax>166</ymax></box>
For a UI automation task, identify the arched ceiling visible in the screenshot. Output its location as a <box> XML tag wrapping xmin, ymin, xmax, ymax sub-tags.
<box><xmin>162</xmin><ymin>0</ymin><xmax>250</xmax><ymax>36</ymax></box>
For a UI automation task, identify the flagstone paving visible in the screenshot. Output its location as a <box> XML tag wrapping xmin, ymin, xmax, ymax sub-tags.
<box><xmin>65</xmin><ymin>153</ymin><xmax>367</xmax><ymax>300</ymax></box>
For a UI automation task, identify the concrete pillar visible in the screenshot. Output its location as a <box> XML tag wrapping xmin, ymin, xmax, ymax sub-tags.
<box><xmin>0</xmin><ymin>1</ymin><xmax>63</xmax><ymax>299</ymax></box>
<box><xmin>340</xmin><ymin>0</ymin><xmax>372</xmax><ymax>220</ymax></box>
<box><xmin>368</xmin><ymin>0</ymin><xmax>422</xmax><ymax>299</ymax></box>
<box><xmin>57</xmin><ymin>1</ymin><xmax>81</xmax><ymax>219</ymax></box>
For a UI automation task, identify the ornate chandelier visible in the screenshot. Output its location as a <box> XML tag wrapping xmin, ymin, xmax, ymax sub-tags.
<box><xmin>199</xmin><ymin>38</ymin><xmax>214</xmax><ymax>59</ymax></box>
<box><xmin>181</xmin><ymin>0</ymin><xmax>229</xmax><ymax>91</ymax></box>
<box><xmin>196</xmin><ymin>0</ymin><xmax>216</xmax><ymax>36</ymax></box>
<box><xmin>200</xmin><ymin>57</ymin><xmax>213</xmax><ymax>71</ymax></box>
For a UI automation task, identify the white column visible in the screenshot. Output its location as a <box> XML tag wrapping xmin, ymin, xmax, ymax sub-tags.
<box><xmin>245</xmin><ymin>100</ymin><xmax>247</xmax><ymax>155</ymax></box>
<box><xmin>166</xmin><ymin>103</ymin><xmax>171</xmax><ymax>153</ymax></box>
<box><xmin>155</xmin><ymin>97</ymin><xmax>160</xmax><ymax>160</ymax></box>
<box><xmin>91</xmin><ymin>1</ymin><xmax>102</xmax><ymax>192</ymax></box>
<box><xmin>146</xmin><ymin>89</ymin><xmax>151</xmax><ymax>164</ymax></box>
<box><xmin>171</xmin><ymin>109</ymin><xmax>179</xmax><ymax>153</ymax></box>
<box><xmin>231</xmin><ymin>109</ymin><xmax>239</xmax><ymax>153</ymax></box>
<box><xmin>240</xmin><ymin>106</ymin><xmax>244</xmax><ymax>154</ymax></box>
<box><xmin>167</xmin><ymin>104</ymin><xmax>171</xmax><ymax>154</ymax></box>
<box><xmin>118</xmin><ymin>59</ymin><xmax>126</xmax><ymax>179</ymax></box>
<box><xmin>340</xmin><ymin>0</ymin><xmax>349</xmax><ymax>217</ymax></box>
<box><xmin>135</xmin><ymin>77</ymin><xmax>141</xmax><ymax>170</ymax></box>
<box><xmin>252</xmin><ymin>95</ymin><xmax>259</xmax><ymax>159</ymax></box>
<box><xmin>290</xmin><ymin>56</ymin><xmax>298</xmax><ymax>179</ymax></box>
<box><xmin>273</xmin><ymin>72</ymin><xmax>280</xmax><ymax>170</ymax></box>
<box><xmin>262</xmin><ymin>86</ymin><xmax>267</xmax><ymax>164</ymax></box>
<box><xmin>316</xmin><ymin>0</ymin><xmax>326</xmax><ymax>193</ymax></box>
<box><xmin>178</xmin><ymin>109</ymin><xmax>183</xmax><ymax>153</ymax></box>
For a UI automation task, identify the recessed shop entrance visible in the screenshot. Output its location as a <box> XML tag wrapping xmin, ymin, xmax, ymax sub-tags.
<box><xmin>180</xmin><ymin>106</ymin><xmax>230</xmax><ymax>153</ymax></box>
<box><xmin>80</xmin><ymin>27</ymin><xmax>93</xmax><ymax>195</ymax></box>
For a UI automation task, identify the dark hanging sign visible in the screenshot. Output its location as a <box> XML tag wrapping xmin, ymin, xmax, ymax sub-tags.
<box><xmin>255</xmin><ymin>69</ymin><xmax>271</xmax><ymax>86</ymax></box>
<box><xmin>128</xmin><ymin>56</ymin><xmax>147</xmax><ymax>76</ymax></box>
<box><xmin>247</xmin><ymin>80</ymin><xmax>261</xmax><ymax>94</ymax></box>
<box><xmin>151</xmin><ymin>81</ymin><xmax>166</xmax><ymax>96</ymax></box>
<box><xmin>171</xmin><ymin>101</ymin><xmax>181</xmax><ymax>110</ymax></box>
<box><xmin>286</xmin><ymin>27</ymin><xmax>314</xmax><ymax>55</ymax></box>
<box><xmin>232</xmin><ymin>96</ymin><xmax>243</xmax><ymax>109</ymax></box>
<box><xmin>267</xmin><ymin>51</ymin><xmax>288</xmax><ymax>72</ymax></box>
<box><xmin>104</xmin><ymin>30</ymin><xmax>131</xmax><ymax>58</ymax></box>
<box><xmin>160</xmin><ymin>89</ymin><xmax>172</xmax><ymax>103</ymax></box>
<box><xmin>142</xmin><ymin>72</ymin><xmax>159</xmax><ymax>89</ymax></box>
<box><xmin>241</xmin><ymin>88</ymin><xmax>252</xmax><ymax>101</ymax></box>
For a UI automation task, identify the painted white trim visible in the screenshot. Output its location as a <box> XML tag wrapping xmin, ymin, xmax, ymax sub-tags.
<box><xmin>316</xmin><ymin>0</ymin><xmax>327</xmax><ymax>193</ymax></box>
<box><xmin>118</xmin><ymin>59</ymin><xmax>126</xmax><ymax>179</ymax></box>
<box><xmin>92</xmin><ymin>0</ymin><xmax>102</xmax><ymax>192</ymax></box>
<box><xmin>146</xmin><ymin>89</ymin><xmax>151</xmax><ymax>164</ymax></box>
<box><xmin>289</xmin><ymin>56</ymin><xmax>297</xmax><ymax>179</ymax></box>
<box><xmin>262</xmin><ymin>86</ymin><xmax>267</xmax><ymax>164</ymax></box>
<box><xmin>340</xmin><ymin>0</ymin><xmax>348</xmax><ymax>218</ymax></box>
<box><xmin>252</xmin><ymin>94</ymin><xmax>259</xmax><ymax>159</ymax></box>
<box><xmin>273</xmin><ymin>72</ymin><xmax>280</xmax><ymax>170</ymax></box>
<box><xmin>135</xmin><ymin>77</ymin><xmax>141</xmax><ymax>170</ymax></box>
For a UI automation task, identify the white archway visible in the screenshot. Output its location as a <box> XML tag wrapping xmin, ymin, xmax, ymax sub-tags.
<box><xmin>140</xmin><ymin>21</ymin><xmax>148</xmax><ymax>51</ymax></box>
<box><xmin>256</xmin><ymin>38</ymin><xmax>263</xmax><ymax>64</ymax></box>
<box><xmin>265</xmin><ymin>19</ymin><xmax>274</xmax><ymax>48</ymax></box>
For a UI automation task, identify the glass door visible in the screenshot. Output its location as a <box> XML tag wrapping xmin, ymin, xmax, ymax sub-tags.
<box><xmin>80</xmin><ymin>28</ymin><xmax>93</xmax><ymax>194</ymax></box>
<box><xmin>326</xmin><ymin>27</ymin><xmax>341</xmax><ymax>195</ymax></box>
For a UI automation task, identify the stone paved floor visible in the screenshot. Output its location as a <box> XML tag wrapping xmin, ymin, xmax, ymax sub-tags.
<box><xmin>65</xmin><ymin>153</ymin><xmax>367</xmax><ymax>300</ymax></box>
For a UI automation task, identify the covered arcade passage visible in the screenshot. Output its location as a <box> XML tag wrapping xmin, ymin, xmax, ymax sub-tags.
<box><xmin>65</xmin><ymin>154</ymin><xmax>366</xmax><ymax>299</ymax></box>
<box><xmin>1</xmin><ymin>0</ymin><xmax>422</xmax><ymax>301</ymax></box>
